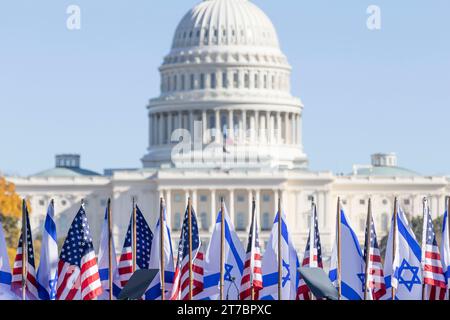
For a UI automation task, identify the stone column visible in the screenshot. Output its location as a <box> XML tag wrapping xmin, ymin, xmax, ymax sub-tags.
<box><xmin>228</xmin><ymin>110</ymin><xmax>234</xmax><ymax>137</ymax></box>
<box><xmin>229</xmin><ymin>189</ymin><xmax>235</xmax><ymax>227</ymax></box>
<box><xmin>202</xmin><ymin>110</ymin><xmax>208</xmax><ymax>144</ymax></box>
<box><xmin>210</xmin><ymin>189</ymin><xmax>216</xmax><ymax>232</ymax></box>
<box><xmin>189</xmin><ymin>111</ymin><xmax>194</xmax><ymax>135</ymax></box>
<box><xmin>215</xmin><ymin>110</ymin><xmax>221</xmax><ymax>143</ymax></box>
<box><xmin>167</xmin><ymin>112</ymin><xmax>173</xmax><ymax>144</ymax></box>
<box><xmin>284</xmin><ymin>113</ymin><xmax>289</xmax><ymax>144</ymax></box>
<box><xmin>291</xmin><ymin>114</ymin><xmax>296</xmax><ymax>145</ymax></box>
<box><xmin>177</xmin><ymin>111</ymin><xmax>183</xmax><ymax>131</ymax></box>
<box><xmin>297</xmin><ymin>114</ymin><xmax>302</xmax><ymax>147</ymax></box>
<box><xmin>165</xmin><ymin>189</ymin><xmax>172</xmax><ymax>228</ymax></box>
<box><xmin>159</xmin><ymin>113</ymin><xmax>164</xmax><ymax>145</ymax></box>
<box><xmin>276</xmin><ymin>112</ymin><xmax>282</xmax><ymax>144</ymax></box>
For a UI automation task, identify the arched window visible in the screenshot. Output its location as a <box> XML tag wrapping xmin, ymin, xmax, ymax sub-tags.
<box><xmin>181</xmin><ymin>74</ymin><xmax>185</xmax><ymax>91</ymax></box>
<box><xmin>173</xmin><ymin>75</ymin><xmax>177</xmax><ymax>91</ymax></box>
<box><xmin>173</xmin><ymin>212</ymin><xmax>182</xmax><ymax>230</ymax></box>
<box><xmin>254</xmin><ymin>74</ymin><xmax>259</xmax><ymax>89</ymax></box>
<box><xmin>222</xmin><ymin>72</ymin><xmax>228</xmax><ymax>89</ymax></box>
<box><xmin>233</xmin><ymin>72</ymin><xmax>239</xmax><ymax>88</ymax></box>
<box><xmin>262</xmin><ymin>212</ymin><xmax>271</xmax><ymax>231</ymax></box>
<box><xmin>236</xmin><ymin>213</ymin><xmax>245</xmax><ymax>231</ymax></box>
<box><xmin>190</xmin><ymin>74</ymin><xmax>195</xmax><ymax>90</ymax></box>
<box><xmin>201</xmin><ymin>212</ymin><xmax>208</xmax><ymax>230</ymax></box>
<box><xmin>264</xmin><ymin>74</ymin><xmax>268</xmax><ymax>89</ymax></box>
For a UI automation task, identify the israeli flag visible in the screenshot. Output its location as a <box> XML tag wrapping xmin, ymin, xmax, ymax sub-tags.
<box><xmin>260</xmin><ymin>211</ymin><xmax>300</xmax><ymax>300</ymax></box>
<box><xmin>36</xmin><ymin>202</ymin><xmax>58</xmax><ymax>300</ymax></box>
<box><xmin>198</xmin><ymin>204</ymin><xmax>245</xmax><ymax>300</ymax></box>
<box><xmin>441</xmin><ymin>211</ymin><xmax>450</xmax><ymax>290</ymax></box>
<box><xmin>0</xmin><ymin>221</ymin><xmax>15</xmax><ymax>300</ymax></box>
<box><xmin>329</xmin><ymin>208</ymin><xmax>365</xmax><ymax>300</ymax></box>
<box><xmin>146</xmin><ymin>207</ymin><xmax>175</xmax><ymax>300</ymax></box>
<box><xmin>383</xmin><ymin>207</ymin><xmax>422</xmax><ymax>300</ymax></box>
<box><xmin>97</xmin><ymin>207</ymin><xmax>121</xmax><ymax>299</ymax></box>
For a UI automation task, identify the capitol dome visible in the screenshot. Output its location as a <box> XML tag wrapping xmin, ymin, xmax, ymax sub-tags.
<box><xmin>172</xmin><ymin>0</ymin><xmax>280</xmax><ymax>49</ymax></box>
<box><xmin>142</xmin><ymin>0</ymin><xmax>308</xmax><ymax>170</ymax></box>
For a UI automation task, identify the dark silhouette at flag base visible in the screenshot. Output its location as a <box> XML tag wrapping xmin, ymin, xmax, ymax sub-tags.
<box><xmin>118</xmin><ymin>270</ymin><xmax>159</xmax><ymax>300</ymax></box>
<box><xmin>298</xmin><ymin>268</ymin><xmax>339</xmax><ymax>300</ymax></box>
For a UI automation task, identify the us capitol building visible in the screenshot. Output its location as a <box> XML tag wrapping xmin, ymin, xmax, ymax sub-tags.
<box><xmin>7</xmin><ymin>0</ymin><xmax>450</xmax><ymax>257</ymax></box>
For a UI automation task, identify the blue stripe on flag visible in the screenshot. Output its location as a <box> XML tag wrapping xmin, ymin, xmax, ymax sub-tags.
<box><xmin>397</xmin><ymin>216</ymin><xmax>421</xmax><ymax>261</ymax></box>
<box><xmin>44</xmin><ymin>215</ymin><xmax>57</xmax><ymax>242</ymax></box>
<box><xmin>262</xmin><ymin>272</ymin><xmax>279</xmax><ymax>287</ymax></box>
<box><xmin>341</xmin><ymin>210</ymin><xmax>362</xmax><ymax>257</ymax></box>
<box><xmin>329</xmin><ymin>269</ymin><xmax>337</xmax><ymax>282</ymax></box>
<box><xmin>224</xmin><ymin>220</ymin><xmax>244</xmax><ymax>273</ymax></box>
<box><xmin>204</xmin><ymin>273</ymin><xmax>220</xmax><ymax>289</ymax></box>
<box><xmin>341</xmin><ymin>281</ymin><xmax>362</xmax><ymax>300</ymax></box>
<box><xmin>0</xmin><ymin>271</ymin><xmax>11</xmax><ymax>286</ymax></box>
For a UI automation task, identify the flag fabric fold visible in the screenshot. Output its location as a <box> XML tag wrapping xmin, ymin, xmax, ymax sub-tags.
<box><xmin>441</xmin><ymin>211</ymin><xmax>450</xmax><ymax>294</ymax></box>
<box><xmin>36</xmin><ymin>202</ymin><xmax>58</xmax><ymax>300</ymax></box>
<box><xmin>383</xmin><ymin>207</ymin><xmax>422</xmax><ymax>300</ymax></box>
<box><xmin>0</xmin><ymin>221</ymin><xmax>14</xmax><ymax>300</ymax></box>
<box><xmin>297</xmin><ymin>204</ymin><xmax>323</xmax><ymax>300</ymax></box>
<box><xmin>170</xmin><ymin>205</ymin><xmax>203</xmax><ymax>300</ymax></box>
<box><xmin>421</xmin><ymin>202</ymin><xmax>446</xmax><ymax>300</ymax></box>
<box><xmin>362</xmin><ymin>212</ymin><xmax>386</xmax><ymax>300</ymax></box>
<box><xmin>260</xmin><ymin>211</ymin><xmax>300</xmax><ymax>300</ymax></box>
<box><xmin>147</xmin><ymin>205</ymin><xmax>175</xmax><ymax>300</ymax></box>
<box><xmin>198</xmin><ymin>204</ymin><xmax>245</xmax><ymax>300</ymax></box>
<box><xmin>118</xmin><ymin>206</ymin><xmax>153</xmax><ymax>290</ymax></box>
<box><xmin>56</xmin><ymin>205</ymin><xmax>102</xmax><ymax>300</ymax></box>
<box><xmin>239</xmin><ymin>204</ymin><xmax>263</xmax><ymax>300</ymax></box>
<box><xmin>11</xmin><ymin>204</ymin><xmax>38</xmax><ymax>300</ymax></box>
<box><xmin>329</xmin><ymin>207</ymin><xmax>365</xmax><ymax>300</ymax></box>
<box><xmin>97</xmin><ymin>206</ymin><xmax>120</xmax><ymax>300</ymax></box>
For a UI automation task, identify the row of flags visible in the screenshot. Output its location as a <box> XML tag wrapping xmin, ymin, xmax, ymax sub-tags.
<box><xmin>0</xmin><ymin>196</ymin><xmax>449</xmax><ymax>300</ymax></box>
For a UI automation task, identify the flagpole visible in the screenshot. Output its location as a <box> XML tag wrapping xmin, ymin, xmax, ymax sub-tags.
<box><xmin>160</xmin><ymin>197</ymin><xmax>166</xmax><ymax>301</ymax></box>
<box><xmin>188</xmin><ymin>197</ymin><xmax>193</xmax><ymax>300</ymax></box>
<box><xmin>251</xmin><ymin>198</ymin><xmax>256</xmax><ymax>301</ymax></box>
<box><xmin>107</xmin><ymin>198</ymin><xmax>113</xmax><ymax>300</ymax></box>
<box><xmin>421</xmin><ymin>197</ymin><xmax>427</xmax><ymax>301</ymax></box>
<box><xmin>336</xmin><ymin>197</ymin><xmax>342</xmax><ymax>300</ymax></box>
<box><xmin>132</xmin><ymin>197</ymin><xmax>137</xmax><ymax>273</ymax></box>
<box><xmin>391</xmin><ymin>197</ymin><xmax>398</xmax><ymax>300</ymax></box>
<box><xmin>363</xmin><ymin>198</ymin><xmax>372</xmax><ymax>300</ymax></box>
<box><xmin>21</xmin><ymin>199</ymin><xmax>27</xmax><ymax>301</ymax></box>
<box><xmin>309</xmin><ymin>199</ymin><xmax>315</xmax><ymax>300</ymax></box>
<box><xmin>220</xmin><ymin>197</ymin><xmax>225</xmax><ymax>301</ymax></box>
<box><xmin>277</xmin><ymin>197</ymin><xmax>282</xmax><ymax>301</ymax></box>
<box><xmin>447</xmin><ymin>196</ymin><xmax>450</xmax><ymax>301</ymax></box>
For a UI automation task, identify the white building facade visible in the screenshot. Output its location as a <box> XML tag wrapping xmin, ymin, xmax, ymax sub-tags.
<box><xmin>7</xmin><ymin>0</ymin><xmax>450</xmax><ymax>259</ymax></box>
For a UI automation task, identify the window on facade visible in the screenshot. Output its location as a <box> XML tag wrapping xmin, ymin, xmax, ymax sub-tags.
<box><xmin>181</xmin><ymin>74</ymin><xmax>185</xmax><ymax>91</ymax></box>
<box><xmin>237</xmin><ymin>195</ymin><xmax>245</xmax><ymax>203</ymax></box>
<box><xmin>244</xmin><ymin>72</ymin><xmax>250</xmax><ymax>89</ymax></box>
<box><xmin>211</xmin><ymin>73</ymin><xmax>217</xmax><ymax>89</ymax></box>
<box><xmin>264</xmin><ymin>74</ymin><xmax>268</xmax><ymax>89</ymax></box>
<box><xmin>404</xmin><ymin>199</ymin><xmax>410</xmax><ymax>206</ymax></box>
<box><xmin>360</xmin><ymin>199</ymin><xmax>365</xmax><ymax>205</ymax></box>
<box><xmin>201</xmin><ymin>212</ymin><xmax>208</xmax><ymax>230</ymax></box>
<box><xmin>263</xmin><ymin>195</ymin><xmax>271</xmax><ymax>202</ymax></box>
<box><xmin>236</xmin><ymin>213</ymin><xmax>245</xmax><ymax>231</ymax></box>
<box><xmin>39</xmin><ymin>199</ymin><xmax>45</xmax><ymax>206</ymax></box>
<box><xmin>254</xmin><ymin>74</ymin><xmax>259</xmax><ymax>89</ymax></box>
<box><xmin>262</xmin><ymin>212</ymin><xmax>271</xmax><ymax>231</ymax></box>
<box><xmin>200</xmin><ymin>73</ymin><xmax>205</xmax><ymax>89</ymax></box>
<box><xmin>61</xmin><ymin>200</ymin><xmax>67</xmax><ymax>206</ymax></box>
<box><xmin>200</xmin><ymin>195</ymin><xmax>208</xmax><ymax>202</ymax></box>
<box><xmin>382</xmin><ymin>199</ymin><xmax>388</xmax><ymax>205</ymax></box>
<box><xmin>233</xmin><ymin>72</ymin><xmax>239</xmax><ymax>88</ymax></box>
<box><xmin>174</xmin><ymin>194</ymin><xmax>182</xmax><ymax>202</ymax></box>
<box><xmin>100</xmin><ymin>199</ymin><xmax>107</xmax><ymax>207</ymax></box>
<box><xmin>342</xmin><ymin>199</ymin><xmax>347</xmax><ymax>205</ymax></box>
<box><xmin>174</xmin><ymin>213</ymin><xmax>181</xmax><ymax>230</ymax></box>
<box><xmin>167</xmin><ymin>76</ymin><xmax>171</xmax><ymax>92</ymax></box>
<box><xmin>173</xmin><ymin>75</ymin><xmax>177</xmax><ymax>91</ymax></box>
<box><xmin>222</xmin><ymin>72</ymin><xmax>228</xmax><ymax>89</ymax></box>
<box><xmin>307</xmin><ymin>195</ymin><xmax>314</xmax><ymax>202</ymax></box>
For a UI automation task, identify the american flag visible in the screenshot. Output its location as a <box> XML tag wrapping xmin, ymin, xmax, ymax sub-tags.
<box><xmin>56</xmin><ymin>205</ymin><xmax>102</xmax><ymax>300</ymax></box>
<box><xmin>11</xmin><ymin>205</ymin><xmax>38</xmax><ymax>300</ymax></box>
<box><xmin>362</xmin><ymin>214</ymin><xmax>386</xmax><ymax>300</ymax></box>
<box><xmin>118</xmin><ymin>206</ymin><xmax>153</xmax><ymax>288</ymax></box>
<box><xmin>422</xmin><ymin>204</ymin><xmax>447</xmax><ymax>300</ymax></box>
<box><xmin>297</xmin><ymin>204</ymin><xmax>323</xmax><ymax>300</ymax></box>
<box><xmin>239</xmin><ymin>204</ymin><xmax>262</xmax><ymax>300</ymax></box>
<box><xmin>170</xmin><ymin>206</ymin><xmax>203</xmax><ymax>300</ymax></box>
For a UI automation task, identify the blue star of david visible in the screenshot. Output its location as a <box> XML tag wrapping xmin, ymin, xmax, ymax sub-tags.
<box><xmin>396</xmin><ymin>259</ymin><xmax>421</xmax><ymax>292</ymax></box>
<box><xmin>357</xmin><ymin>273</ymin><xmax>366</xmax><ymax>292</ymax></box>
<box><xmin>282</xmin><ymin>260</ymin><xmax>290</xmax><ymax>287</ymax></box>
<box><xmin>224</xmin><ymin>264</ymin><xmax>233</xmax><ymax>282</ymax></box>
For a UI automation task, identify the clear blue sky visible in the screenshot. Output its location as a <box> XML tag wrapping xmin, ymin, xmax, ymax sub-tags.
<box><xmin>1</xmin><ymin>0</ymin><xmax>449</xmax><ymax>176</ymax></box>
